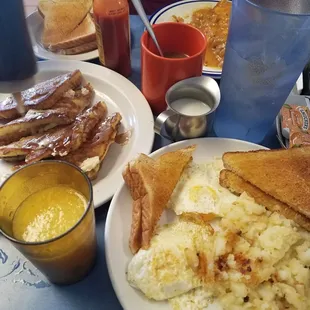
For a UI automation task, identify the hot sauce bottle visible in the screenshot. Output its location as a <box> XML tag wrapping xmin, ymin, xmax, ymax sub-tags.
<box><xmin>93</xmin><ymin>0</ymin><xmax>132</xmax><ymax>77</ymax></box>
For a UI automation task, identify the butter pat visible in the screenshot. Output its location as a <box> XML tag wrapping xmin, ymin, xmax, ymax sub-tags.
<box><xmin>80</xmin><ymin>156</ymin><xmax>100</xmax><ymax>172</ymax></box>
<box><xmin>81</xmin><ymin>87</ymin><xmax>89</xmax><ymax>96</ymax></box>
<box><xmin>64</xmin><ymin>89</ymin><xmax>75</xmax><ymax>98</ymax></box>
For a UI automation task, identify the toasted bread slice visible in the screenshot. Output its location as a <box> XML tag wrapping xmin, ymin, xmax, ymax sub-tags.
<box><xmin>0</xmin><ymin>84</ymin><xmax>94</xmax><ymax>146</ymax></box>
<box><xmin>41</xmin><ymin>0</ymin><xmax>92</xmax><ymax>47</ymax></box>
<box><xmin>38</xmin><ymin>0</ymin><xmax>92</xmax><ymax>17</ymax></box>
<box><xmin>58</xmin><ymin>40</ymin><xmax>97</xmax><ymax>55</ymax></box>
<box><xmin>47</xmin><ymin>13</ymin><xmax>96</xmax><ymax>52</ymax></box>
<box><xmin>0</xmin><ymin>70</ymin><xmax>82</xmax><ymax>120</ymax></box>
<box><xmin>222</xmin><ymin>147</ymin><xmax>310</xmax><ymax>218</ymax></box>
<box><xmin>0</xmin><ymin>102</ymin><xmax>106</xmax><ymax>164</ymax></box>
<box><xmin>219</xmin><ymin>169</ymin><xmax>310</xmax><ymax>231</ymax></box>
<box><xmin>61</xmin><ymin>112</ymin><xmax>122</xmax><ymax>180</ymax></box>
<box><xmin>123</xmin><ymin>145</ymin><xmax>196</xmax><ymax>254</ymax></box>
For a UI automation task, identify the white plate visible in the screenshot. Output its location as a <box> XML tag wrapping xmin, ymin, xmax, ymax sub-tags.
<box><xmin>26</xmin><ymin>11</ymin><xmax>99</xmax><ymax>61</ymax></box>
<box><xmin>0</xmin><ymin>60</ymin><xmax>154</xmax><ymax>208</ymax></box>
<box><xmin>149</xmin><ymin>0</ymin><xmax>224</xmax><ymax>79</ymax></box>
<box><xmin>105</xmin><ymin>138</ymin><xmax>267</xmax><ymax>310</ymax></box>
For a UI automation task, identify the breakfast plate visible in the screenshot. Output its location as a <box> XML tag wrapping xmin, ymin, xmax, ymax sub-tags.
<box><xmin>0</xmin><ymin>60</ymin><xmax>154</xmax><ymax>208</ymax></box>
<box><xmin>105</xmin><ymin>138</ymin><xmax>266</xmax><ymax>310</ymax></box>
<box><xmin>149</xmin><ymin>0</ymin><xmax>229</xmax><ymax>79</ymax></box>
<box><xmin>26</xmin><ymin>10</ymin><xmax>99</xmax><ymax>61</ymax></box>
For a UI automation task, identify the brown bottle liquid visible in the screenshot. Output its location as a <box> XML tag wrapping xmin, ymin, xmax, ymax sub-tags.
<box><xmin>93</xmin><ymin>0</ymin><xmax>132</xmax><ymax>77</ymax></box>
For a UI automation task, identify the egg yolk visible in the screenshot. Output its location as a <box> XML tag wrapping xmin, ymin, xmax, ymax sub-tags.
<box><xmin>189</xmin><ymin>185</ymin><xmax>218</xmax><ymax>203</ymax></box>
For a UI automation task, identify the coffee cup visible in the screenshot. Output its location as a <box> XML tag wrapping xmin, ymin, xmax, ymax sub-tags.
<box><xmin>141</xmin><ymin>22</ymin><xmax>207</xmax><ymax>115</ymax></box>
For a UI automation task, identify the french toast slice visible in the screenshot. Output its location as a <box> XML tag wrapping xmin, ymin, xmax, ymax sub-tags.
<box><xmin>61</xmin><ymin>112</ymin><xmax>122</xmax><ymax>180</ymax></box>
<box><xmin>0</xmin><ymin>84</ymin><xmax>94</xmax><ymax>146</ymax></box>
<box><xmin>219</xmin><ymin>169</ymin><xmax>310</xmax><ymax>231</ymax></box>
<box><xmin>222</xmin><ymin>147</ymin><xmax>310</xmax><ymax>218</ymax></box>
<box><xmin>0</xmin><ymin>102</ymin><xmax>106</xmax><ymax>164</ymax></box>
<box><xmin>0</xmin><ymin>70</ymin><xmax>82</xmax><ymax>120</ymax></box>
<box><xmin>0</xmin><ymin>97</ymin><xmax>22</xmax><ymax>120</ymax></box>
<box><xmin>123</xmin><ymin>145</ymin><xmax>196</xmax><ymax>254</ymax></box>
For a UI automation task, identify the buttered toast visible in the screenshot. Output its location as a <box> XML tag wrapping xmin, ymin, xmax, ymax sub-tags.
<box><xmin>222</xmin><ymin>147</ymin><xmax>310</xmax><ymax>218</ymax></box>
<box><xmin>219</xmin><ymin>169</ymin><xmax>310</xmax><ymax>231</ymax></box>
<box><xmin>123</xmin><ymin>145</ymin><xmax>196</xmax><ymax>254</ymax></box>
<box><xmin>39</xmin><ymin>0</ymin><xmax>96</xmax><ymax>55</ymax></box>
<box><xmin>47</xmin><ymin>14</ymin><xmax>96</xmax><ymax>53</ymax></box>
<box><xmin>41</xmin><ymin>0</ymin><xmax>92</xmax><ymax>46</ymax></box>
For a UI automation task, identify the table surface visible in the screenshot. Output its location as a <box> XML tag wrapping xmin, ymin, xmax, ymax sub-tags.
<box><xmin>0</xmin><ymin>9</ymin><xmax>281</xmax><ymax>310</ymax></box>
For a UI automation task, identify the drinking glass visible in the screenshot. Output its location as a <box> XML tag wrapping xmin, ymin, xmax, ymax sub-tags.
<box><xmin>0</xmin><ymin>161</ymin><xmax>97</xmax><ymax>285</ymax></box>
<box><xmin>213</xmin><ymin>0</ymin><xmax>310</xmax><ymax>143</ymax></box>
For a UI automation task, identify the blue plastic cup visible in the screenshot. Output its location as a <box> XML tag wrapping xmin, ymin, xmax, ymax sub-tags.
<box><xmin>213</xmin><ymin>0</ymin><xmax>310</xmax><ymax>143</ymax></box>
<box><xmin>0</xmin><ymin>0</ymin><xmax>37</xmax><ymax>93</ymax></box>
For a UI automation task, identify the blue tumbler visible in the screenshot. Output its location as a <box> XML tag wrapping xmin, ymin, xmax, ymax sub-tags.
<box><xmin>0</xmin><ymin>1</ymin><xmax>37</xmax><ymax>93</ymax></box>
<box><xmin>213</xmin><ymin>0</ymin><xmax>310</xmax><ymax>143</ymax></box>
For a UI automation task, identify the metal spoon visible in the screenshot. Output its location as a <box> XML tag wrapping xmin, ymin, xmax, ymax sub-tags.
<box><xmin>131</xmin><ymin>0</ymin><xmax>164</xmax><ymax>57</ymax></box>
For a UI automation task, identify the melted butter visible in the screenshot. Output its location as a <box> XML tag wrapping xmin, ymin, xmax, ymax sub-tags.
<box><xmin>12</xmin><ymin>92</ymin><xmax>25</xmax><ymax>115</ymax></box>
<box><xmin>115</xmin><ymin>129</ymin><xmax>131</xmax><ymax>146</ymax></box>
<box><xmin>12</xmin><ymin>186</ymin><xmax>87</xmax><ymax>242</ymax></box>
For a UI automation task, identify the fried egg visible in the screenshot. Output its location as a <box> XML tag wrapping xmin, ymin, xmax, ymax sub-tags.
<box><xmin>167</xmin><ymin>160</ymin><xmax>235</xmax><ymax>216</ymax></box>
<box><xmin>127</xmin><ymin>159</ymin><xmax>310</xmax><ymax>310</ymax></box>
<box><xmin>127</xmin><ymin>221</ymin><xmax>212</xmax><ymax>301</ymax></box>
<box><xmin>169</xmin><ymin>288</ymin><xmax>222</xmax><ymax>310</ymax></box>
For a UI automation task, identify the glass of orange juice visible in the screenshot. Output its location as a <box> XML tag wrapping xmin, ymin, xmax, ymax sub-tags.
<box><xmin>0</xmin><ymin>161</ymin><xmax>97</xmax><ymax>285</ymax></box>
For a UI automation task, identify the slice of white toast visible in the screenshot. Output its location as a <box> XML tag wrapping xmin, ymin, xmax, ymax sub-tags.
<box><xmin>123</xmin><ymin>146</ymin><xmax>196</xmax><ymax>254</ymax></box>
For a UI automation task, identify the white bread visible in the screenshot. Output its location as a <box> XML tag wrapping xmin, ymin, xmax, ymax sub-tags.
<box><xmin>219</xmin><ymin>169</ymin><xmax>310</xmax><ymax>232</ymax></box>
<box><xmin>123</xmin><ymin>146</ymin><xmax>196</xmax><ymax>254</ymax></box>
<box><xmin>47</xmin><ymin>13</ymin><xmax>96</xmax><ymax>54</ymax></box>
<box><xmin>40</xmin><ymin>0</ymin><xmax>95</xmax><ymax>53</ymax></box>
<box><xmin>58</xmin><ymin>40</ymin><xmax>97</xmax><ymax>55</ymax></box>
<box><xmin>38</xmin><ymin>0</ymin><xmax>92</xmax><ymax>19</ymax></box>
<box><xmin>222</xmin><ymin>147</ymin><xmax>310</xmax><ymax>218</ymax></box>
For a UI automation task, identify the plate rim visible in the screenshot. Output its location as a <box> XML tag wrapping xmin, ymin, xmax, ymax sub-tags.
<box><xmin>105</xmin><ymin>137</ymin><xmax>268</xmax><ymax>309</ymax></box>
<box><xmin>26</xmin><ymin>10</ymin><xmax>99</xmax><ymax>61</ymax></box>
<box><xmin>1</xmin><ymin>60</ymin><xmax>154</xmax><ymax>208</ymax></box>
<box><xmin>149</xmin><ymin>0</ymin><xmax>222</xmax><ymax>78</ymax></box>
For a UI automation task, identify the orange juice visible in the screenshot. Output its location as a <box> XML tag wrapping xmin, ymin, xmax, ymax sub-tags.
<box><xmin>0</xmin><ymin>161</ymin><xmax>97</xmax><ymax>284</ymax></box>
<box><xmin>12</xmin><ymin>186</ymin><xmax>87</xmax><ymax>242</ymax></box>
